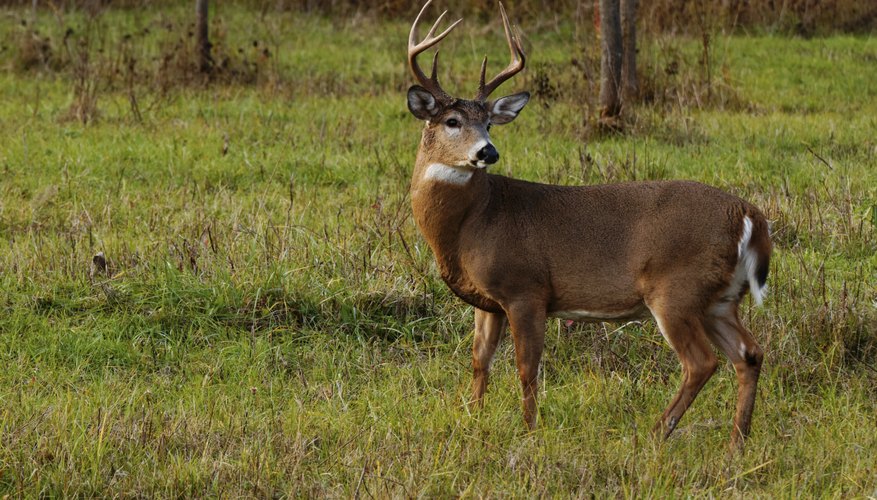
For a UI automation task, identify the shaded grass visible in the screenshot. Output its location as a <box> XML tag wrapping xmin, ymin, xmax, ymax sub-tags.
<box><xmin>1</xmin><ymin>6</ymin><xmax>876</xmax><ymax>497</ymax></box>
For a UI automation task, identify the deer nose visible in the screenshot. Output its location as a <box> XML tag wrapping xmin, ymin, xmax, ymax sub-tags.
<box><xmin>477</xmin><ymin>144</ymin><xmax>499</xmax><ymax>165</ymax></box>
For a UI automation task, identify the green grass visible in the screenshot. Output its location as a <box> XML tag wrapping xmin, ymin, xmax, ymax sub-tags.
<box><xmin>1</xmin><ymin>5</ymin><xmax>876</xmax><ymax>497</ymax></box>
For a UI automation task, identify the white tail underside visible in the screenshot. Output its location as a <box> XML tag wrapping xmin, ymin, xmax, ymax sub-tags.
<box><xmin>737</xmin><ymin>216</ymin><xmax>767</xmax><ymax>305</ymax></box>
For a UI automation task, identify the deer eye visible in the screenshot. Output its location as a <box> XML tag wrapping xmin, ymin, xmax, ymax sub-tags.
<box><xmin>445</xmin><ymin>118</ymin><xmax>460</xmax><ymax>128</ymax></box>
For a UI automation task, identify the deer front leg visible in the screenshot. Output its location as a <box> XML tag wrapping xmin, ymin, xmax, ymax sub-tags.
<box><xmin>505</xmin><ymin>302</ymin><xmax>547</xmax><ymax>430</ymax></box>
<box><xmin>471</xmin><ymin>308</ymin><xmax>508</xmax><ymax>406</ymax></box>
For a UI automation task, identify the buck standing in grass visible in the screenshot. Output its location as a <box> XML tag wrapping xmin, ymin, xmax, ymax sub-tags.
<box><xmin>405</xmin><ymin>1</ymin><xmax>772</xmax><ymax>449</ymax></box>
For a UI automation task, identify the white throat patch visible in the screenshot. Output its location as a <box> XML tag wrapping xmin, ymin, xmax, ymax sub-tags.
<box><xmin>424</xmin><ymin>162</ymin><xmax>473</xmax><ymax>185</ymax></box>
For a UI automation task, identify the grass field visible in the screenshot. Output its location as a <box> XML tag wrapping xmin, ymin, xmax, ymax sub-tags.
<box><xmin>1</xmin><ymin>5</ymin><xmax>876</xmax><ymax>497</ymax></box>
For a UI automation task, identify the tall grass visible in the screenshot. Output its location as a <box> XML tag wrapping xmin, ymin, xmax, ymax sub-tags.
<box><xmin>3</xmin><ymin>0</ymin><xmax>875</xmax><ymax>33</ymax></box>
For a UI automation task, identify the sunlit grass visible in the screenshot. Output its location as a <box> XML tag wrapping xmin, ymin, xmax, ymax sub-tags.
<box><xmin>0</xmin><ymin>5</ymin><xmax>875</xmax><ymax>497</ymax></box>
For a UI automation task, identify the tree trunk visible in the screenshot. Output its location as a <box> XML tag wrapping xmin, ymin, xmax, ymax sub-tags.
<box><xmin>598</xmin><ymin>0</ymin><xmax>623</xmax><ymax>127</ymax></box>
<box><xmin>196</xmin><ymin>0</ymin><xmax>212</xmax><ymax>74</ymax></box>
<box><xmin>621</xmin><ymin>0</ymin><xmax>638</xmax><ymax>101</ymax></box>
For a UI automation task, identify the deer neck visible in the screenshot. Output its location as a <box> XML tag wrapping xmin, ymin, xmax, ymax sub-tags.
<box><xmin>410</xmin><ymin>141</ymin><xmax>490</xmax><ymax>268</ymax></box>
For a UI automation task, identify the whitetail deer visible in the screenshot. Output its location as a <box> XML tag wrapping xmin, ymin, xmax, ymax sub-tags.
<box><xmin>406</xmin><ymin>1</ymin><xmax>771</xmax><ymax>449</ymax></box>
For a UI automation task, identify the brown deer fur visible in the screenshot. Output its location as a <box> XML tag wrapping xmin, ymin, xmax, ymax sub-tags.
<box><xmin>406</xmin><ymin>1</ymin><xmax>771</xmax><ymax>449</ymax></box>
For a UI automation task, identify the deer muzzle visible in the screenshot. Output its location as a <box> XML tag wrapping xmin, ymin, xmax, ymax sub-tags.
<box><xmin>476</xmin><ymin>144</ymin><xmax>500</xmax><ymax>166</ymax></box>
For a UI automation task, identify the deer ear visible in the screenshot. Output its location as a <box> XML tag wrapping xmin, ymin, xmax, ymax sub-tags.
<box><xmin>407</xmin><ymin>85</ymin><xmax>442</xmax><ymax>120</ymax></box>
<box><xmin>489</xmin><ymin>92</ymin><xmax>530</xmax><ymax>125</ymax></box>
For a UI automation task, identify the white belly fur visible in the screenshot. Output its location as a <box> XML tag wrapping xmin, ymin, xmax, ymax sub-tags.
<box><xmin>549</xmin><ymin>307</ymin><xmax>647</xmax><ymax>322</ymax></box>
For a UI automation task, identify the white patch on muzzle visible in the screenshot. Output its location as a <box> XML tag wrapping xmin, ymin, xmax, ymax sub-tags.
<box><xmin>465</xmin><ymin>139</ymin><xmax>491</xmax><ymax>168</ymax></box>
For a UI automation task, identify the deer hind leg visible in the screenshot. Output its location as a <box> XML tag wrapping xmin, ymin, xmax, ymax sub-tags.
<box><xmin>648</xmin><ymin>305</ymin><xmax>719</xmax><ymax>439</ymax></box>
<box><xmin>504</xmin><ymin>302</ymin><xmax>546</xmax><ymax>430</ymax></box>
<box><xmin>471</xmin><ymin>308</ymin><xmax>508</xmax><ymax>406</ymax></box>
<box><xmin>704</xmin><ymin>302</ymin><xmax>764</xmax><ymax>450</ymax></box>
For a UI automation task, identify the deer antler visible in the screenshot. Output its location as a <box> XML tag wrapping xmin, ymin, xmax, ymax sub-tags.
<box><xmin>475</xmin><ymin>2</ymin><xmax>526</xmax><ymax>102</ymax></box>
<box><xmin>408</xmin><ymin>1</ymin><xmax>462</xmax><ymax>105</ymax></box>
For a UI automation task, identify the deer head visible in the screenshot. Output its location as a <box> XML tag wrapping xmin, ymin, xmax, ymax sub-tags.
<box><xmin>406</xmin><ymin>1</ymin><xmax>530</xmax><ymax>171</ymax></box>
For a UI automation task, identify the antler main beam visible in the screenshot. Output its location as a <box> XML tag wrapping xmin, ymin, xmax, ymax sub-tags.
<box><xmin>475</xmin><ymin>2</ymin><xmax>526</xmax><ymax>102</ymax></box>
<box><xmin>408</xmin><ymin>0</ymin><xmax>462</xmax><ymax>104</ymax></box>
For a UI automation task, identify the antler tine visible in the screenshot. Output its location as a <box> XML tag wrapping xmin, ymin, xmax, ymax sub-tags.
<box><xmin>408</xmin><ymin>1</ymin><xmax>463</xmax><ymax>104</ymax></box>
<box><xmin>475</xmin><ymin>1</ymin><xmax>526</xmax><ymax>101</ymax></box>
<box><xmin>479</xmin><ymin>56</ymin><xmax>488</xmax><ymax>88</ymax></box>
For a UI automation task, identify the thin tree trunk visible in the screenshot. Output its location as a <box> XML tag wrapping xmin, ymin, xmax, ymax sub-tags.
<box><xmin>599</xmin><ymin>0</ymin><xmax>622</xmax><ymax>126</ymax></box>
<box><xmin>196</xmin><ymin>0</ymin><xmax>212</xmax><ymax>74</ymax></box>
<box><xmin>621</xmin><ymin>0</ymin><xmax>638</xmax><ymax>101</ymax></box>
